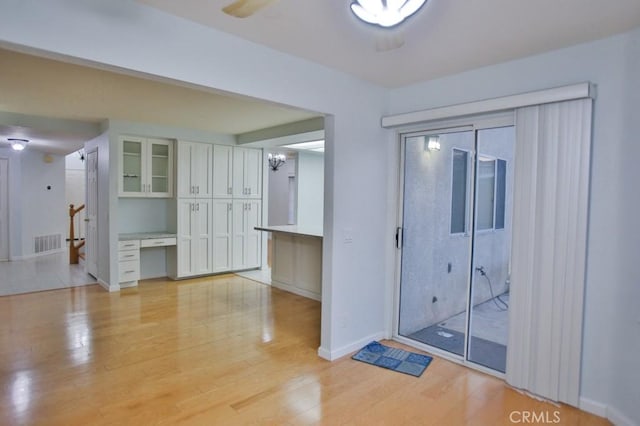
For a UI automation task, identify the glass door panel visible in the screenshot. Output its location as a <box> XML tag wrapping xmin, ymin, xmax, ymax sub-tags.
<box><xmin>468</xmin><ymin>126</ymin><xmax>514</xmax><ymax>372</ymax></box>
<box><xmin>122</xmin><ymin>139</ymin><xmax>143</xmax><ymax>193</ymax></box>
<box><xmin>150</xmin><ymin>141</ymin><xmax>170</xmax><ymax>194</ymax></box>
<box><xmin>398</xmin><ymin>131</ymin><xmax>474</xmax><ymax>357</ymax></box>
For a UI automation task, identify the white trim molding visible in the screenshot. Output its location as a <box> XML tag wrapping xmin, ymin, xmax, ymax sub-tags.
<box><xmin>98</xmin><ymin>278</ymin><xmax>119</xmax><ymax>292</ymax></box>
<box><xmin>382</xmin><ymin>82</ymin><xmax>596</xmax><ymax>128</ymax></box>
<box><xmin>318</xmin><ymin>331</ymin><xmax>386</xmax><ymax>361</ymax></box>
<box><xmin>579</xmin><ymin>397</ymin><xmax>608</xmax><ymax>418</ymax></box>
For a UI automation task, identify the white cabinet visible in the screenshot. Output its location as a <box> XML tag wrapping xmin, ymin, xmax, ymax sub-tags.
<box><xmin>232</xmin><ymin>147</ymin><xmax>262</xmax><ymax>199</ymax></box>
<box><xmin>176</xmin><ymin>199</ymin><xmax>212</xmax><ymax>277</ymax></box>
<box><xmin>232</xmin><ymin>200</ymin><xmax>261</xmax><ymax>270</ymax></box>
<box><xmin>119</xmin><ymin>136</ymin><xmax>173</xmax><ymax>198</ymax></box>
<box><xmin>212</xmin><ymin>199</ymin><xmax>233</xmax><ymax>273</ymax></box>
<box><xmin>177</xmin><ymin>141</ymin><xmax>212</xmax><ymax>198</ymax></box>
<box><xmin>212</xmin><ymin>145</ymin><xmax>233</xmax><ymax>198</ymax></box>
<box><xmin>212</xmin><ymin>146</ymin><xmax>262</xmax><ymax>199</ymax></box>
<box><xmin>118</xmin><ymin>240</ymin><xmax>140</xmax><ymax>288</ymax></box>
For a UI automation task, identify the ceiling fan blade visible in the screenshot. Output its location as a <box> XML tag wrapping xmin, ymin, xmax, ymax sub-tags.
<box><xmin>222</xmin><ymin>0</ymin><xmax>278</xmax><ymax>18</ymax></box>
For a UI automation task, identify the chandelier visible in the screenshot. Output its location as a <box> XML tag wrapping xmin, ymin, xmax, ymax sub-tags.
<box><xmin>268</xmin><ymin>153</ymin><xmax>286</xmax><ymax>171</ymax></box>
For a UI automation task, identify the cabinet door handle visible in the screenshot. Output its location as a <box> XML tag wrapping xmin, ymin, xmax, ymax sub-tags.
<box><xmin>196</xmin><ymin>203</ymin><xmax>200</xmax><ymax>211</ymax></box>
<box><xmin>197</xmin><ymin>186</ymin><xmax>200</xmax><ymax>194</ymax></box>
<box><xmin>248</xmin><ymin>188</ymin><xmax>251</xmax><ymax>195</ymax></box>
<box><xmin>191</xmin><ymin>203</ymin><xmax>194</xmax><ymax>212</ymax></box>
<box><xmin>228</xmin><ymin>187</ymin><xmax>232</xmax><ymax>195</ymax></box>
<box><xmin>228</xmin><ymin>203</ymin><xmax>232</xmax><ymax>211</ymax></box>
<box><xmin>191</xmin><ymin>185</ymin><xmax>194</xmax><ymax>194</ymax></box>
<box><xmin>125</xmin><ymin>270</ymin><xmax>136</xmax><ymax>274</ymax></box>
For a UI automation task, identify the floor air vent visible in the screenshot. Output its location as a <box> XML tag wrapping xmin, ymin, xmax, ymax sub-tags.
<box><xmin>34</xmin><ymin>234</ymin><xmax>63</xmax><ymax>254</ymax></box>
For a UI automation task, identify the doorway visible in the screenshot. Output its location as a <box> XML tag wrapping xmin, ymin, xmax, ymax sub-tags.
<box><xmin>395</xmin><ymin>119</ymin><xmax>514</xmax><ymax>373</ymax></box>
<box><xmin>85</xmin><ymin>149</ymin><xmax>98</xmax><ymax>278</ymax></box>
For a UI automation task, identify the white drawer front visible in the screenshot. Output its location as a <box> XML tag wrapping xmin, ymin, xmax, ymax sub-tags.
<box><xmin>118</xmin><ymin>240</ymin><xmax>140</xmax><ymax>250</ymax></box>
<box><xmin>118</xmin><ymin>250</ymin><xmax>140</xmax><ymax>262</ymax></box>
<box><xmin>118</xmin><ymin>260</ymin><xmax>140</xmax><ymax>282</ymax></box>
<box><xmin>140</xmin><ymin>237</ymin><xmax>177</xmax><ymax>248</ymax></box>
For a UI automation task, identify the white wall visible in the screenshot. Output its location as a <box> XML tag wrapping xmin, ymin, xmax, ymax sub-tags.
<box><xmin>387</xmin><ymin>29</ymin><xmax>640</xmax><ymax>424</ymax></box>
<box><xmin>267</xmin><ymin>152</ymin><xmax>297</xmax><ymax>226</ymax></box>
<box><xmin>20</xmin><ymin>151</ymin><xmax>67</xmax><ymax>257</ymax></box>
<box><xmin>296</xmin><ymin>151</ymin><xmax>324</xmax><ymax>231</ymax></box>
<box><xmin>608</xmin><ymin>30</ymin><xmax>640</xmax><ymax>426</ymax></box>
<box><xmin>0</xmin><ymin>148</ymin><xmax>67</xmax><ymax>260</ymax></box>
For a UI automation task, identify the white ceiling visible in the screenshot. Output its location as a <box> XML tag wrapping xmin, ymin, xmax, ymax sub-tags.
<box><xmin>138</xmin><ymin>0</ymin><xmax>640</xmax><ymax>87</ymax></box>
<box><xmin>0</xmin><ymin>48</ymin><xmax>319</xmax><ymax>155</ymax></box>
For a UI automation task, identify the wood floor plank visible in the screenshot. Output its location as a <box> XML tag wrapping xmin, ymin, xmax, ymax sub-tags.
<box><xmin>0</xmin><ymin>275</ymin><xmax>610</xmax><ymax>425</ymax></box>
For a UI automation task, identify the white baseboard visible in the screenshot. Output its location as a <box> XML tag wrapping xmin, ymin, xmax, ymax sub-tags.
<box><xmin>98</xmin><ymin>279</ymin><xmax>119</xmax><ymax>292</ymax></box>
<box><xmin>607</xmin><ymin>405</ymin><xmax>638</xmax><ymax>426</ymax></box>
<box><xmin>272</xmin><ymin>279</ymin><xmax>320</xmax><ymax>301</ymax></box>
<box><xmin>580</xmin><ymin>397</ymin><xmax>638</xmax><ymax>426</ymax></box>
<box><xmin>580</xmin><ymin>397</ymin><xmax>608</xmax><ymax>418</ymax></box>
<box><xmin>317</xmin><ymin>331</ymin><xmax>386</xmax><ymax>361</ymax></box>
<box><xmin>10</xmin><ymin>248</ymin><xmax>66</xmax><ymax>261</ymax></box>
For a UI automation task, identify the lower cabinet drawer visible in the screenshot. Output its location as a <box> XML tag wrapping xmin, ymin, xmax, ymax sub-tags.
<box><xmin>119</xmin><ymin>260</ymin><xmax>140</xmax><ymax>282</ymax></box>
<box><xmin>140</xmin><ymin>237</ymin><xmax>177</xmax><ymax>248</ymax></box>
<box><xmin>118</xmin><ymin>250</ymin><xmax>140</xmax><ymax>262</ymax></box>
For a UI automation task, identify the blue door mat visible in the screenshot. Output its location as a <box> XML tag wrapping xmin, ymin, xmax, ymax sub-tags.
<box><xmin>352</xmin><ymin>341</ymin><xmax>433</xmax><ymax>377</ymax></box>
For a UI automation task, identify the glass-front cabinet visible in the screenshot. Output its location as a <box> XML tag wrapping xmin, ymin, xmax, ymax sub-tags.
<box><xmin>119</xmin><ymin>136</ymin><xmax>173</xmax><ymax>198</ymax></box>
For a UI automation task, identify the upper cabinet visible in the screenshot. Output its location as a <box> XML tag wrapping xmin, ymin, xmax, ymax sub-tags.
<box><xmin>119</xmin><ymin>136</ymin><xmax>174</xmax><ymax>198</ymax></box>
<box><xmin>213</xmin><ymin>146</ymin><xmax>262</xmax><ymax>199</ymax></box>
<box><xmin>177</xmin><ymin>141</ymin><xmax>212</xmax><ymax>199</ymax></box>
<box><xmin>232</xmin><ymin>147</ymin><xmax>262</xmax><ymax>199</ymax></box>
<box><xmin>212</xmin><ymin>145</ymin><xmax>234</xmax><ymax>198</ymax></box>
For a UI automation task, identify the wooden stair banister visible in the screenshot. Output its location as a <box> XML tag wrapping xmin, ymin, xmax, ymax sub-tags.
<box><xmin>69</xmin><ymin>203</ymin><xmax>86</xmax><ymax>264</ymax></box>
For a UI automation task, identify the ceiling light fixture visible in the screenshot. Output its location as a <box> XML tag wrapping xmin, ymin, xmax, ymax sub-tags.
<box><xmin>426</xmin><ymin>135</ymin><xmax>440</xmax><ymax>151</ymax></box>
<box><xmin>350</xmin><ymin>0</ymin><xmax>427</xmax><ymax>28</ymax></box>
<box><xmin>281</xmin><ymin>140</ymin><xmax>325</xmax><ymax>153</ymax></box>
<box><xmin>8</xmin><ymin>138</ymin><xmax>29</xmax><ymax>151</ymax></box>
<box><xmin>268</xmin><ymin>153</ymin><xmax>287</xmax><ymax>171</ymax></box>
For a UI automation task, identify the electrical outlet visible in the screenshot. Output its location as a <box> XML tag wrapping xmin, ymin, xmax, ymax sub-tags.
<box><xmin>343</xmin><ymin>227</ymin><xmax>353</xmax><ymax>244</ymax></box>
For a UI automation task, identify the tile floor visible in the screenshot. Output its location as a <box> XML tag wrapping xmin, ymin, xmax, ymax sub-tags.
<box><xmin>439</xmin><ymin>293</ymin><xmax>510</xmax><ymax>346</ymax></box>
<box><xmin>0</xmin><ymin>251</ymin><xmax>97</xmax><ymax>296</ymax></box>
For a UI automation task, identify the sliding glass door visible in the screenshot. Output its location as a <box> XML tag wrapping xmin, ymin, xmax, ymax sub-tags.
<box><xmin>397</xmin><ymin>123</ymin><xmax>514</xmax><ymax>373</ymax></box>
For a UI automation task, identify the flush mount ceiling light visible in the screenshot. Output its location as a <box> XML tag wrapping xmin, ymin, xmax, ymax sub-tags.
<box><xmin>8</xmin><ymin>138</ymin><xmax>29</xmax><ymax>151</ymax></box>
<box><xmin>351</xmin><ymin>0</ymin><xmax>427</xmax><ymax>28</ymax></box>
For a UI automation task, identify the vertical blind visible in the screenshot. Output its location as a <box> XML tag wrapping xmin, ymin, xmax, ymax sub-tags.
<box><xmin>506</xmin><ymin>99</ymin><xmax>593</xmax><ymax>406</ymax></box>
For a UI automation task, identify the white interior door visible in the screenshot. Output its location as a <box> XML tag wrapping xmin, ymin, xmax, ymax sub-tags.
<box><xmin>0</xmin><ymin>158</ymin><xmax>9</xmax><ymax>261</ymax></box>
<box><xmin>85</xmin><ymin>150</ymin><xmax>98</xmax><ymax>277</ymax></box>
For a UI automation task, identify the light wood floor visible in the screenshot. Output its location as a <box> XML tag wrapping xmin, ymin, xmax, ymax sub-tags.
<box><xmin>0</xmin><ymin>275</ymin><xmax>610</xmax><ymax>425</ymax></box>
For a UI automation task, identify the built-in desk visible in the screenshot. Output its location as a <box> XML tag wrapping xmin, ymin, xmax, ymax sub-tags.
<box><xmin>255</xmin><ymin>225</ymin><xmax>322</xmax><ymax>301</ymax></box>
<box><xmin>118</xmin><ymin>232</ymin><xmax>177</xmax><ymax>288</ymax></box>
